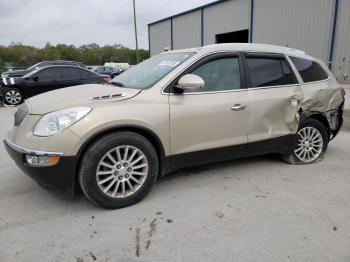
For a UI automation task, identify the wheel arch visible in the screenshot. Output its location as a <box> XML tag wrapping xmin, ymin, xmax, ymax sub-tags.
<box><xmin>301</xmin><ymin>111</ymin><xmax>331</xmax><ymax>139</ymax></box>
<box><xmin>74</xmin><ymin>125</ymin><xmax>167</xmax><ymax>191</ymax></box>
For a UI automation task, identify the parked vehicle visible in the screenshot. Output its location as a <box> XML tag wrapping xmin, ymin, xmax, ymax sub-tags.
<box><xmin>92</xmin><ymin>66</ymin><xmax>121</xmax><ymax>78</ymax></box>
<box><xmin>104</xmin><ymin>62</ymin><xmax>129</xmax><ymax>72</ymax></box>
<box><xmin>4</xmin><ymin>44</ymin><xmax>345</xmax><ymax>209</ymax></box>
<box><xmin>86</xmin><ymin>65</ymin><xmax>98</xmax><ymax>70</ymax></box>
<box><xmin>0</xmin><ymin>65</ymin><xmax>106</xmax><ymax>105</ymax></box>
<box><xmin>1</xmin><ymin>60</ymin><xmax>86</xmax><ymax>78</ymax></box>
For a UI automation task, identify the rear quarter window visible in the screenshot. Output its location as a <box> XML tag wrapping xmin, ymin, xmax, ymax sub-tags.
<box><xmin>290</xmin><ymin>57</ymin><xmax>328</xmax><ymax>83</ymax></box>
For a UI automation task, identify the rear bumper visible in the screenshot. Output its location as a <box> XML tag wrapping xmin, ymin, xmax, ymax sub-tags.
<box><xmin>4</xmin><ymin>138</ymin><xmax>78</xmax><ymax>196</ymax></box>
<box><xmin>330</xmin><ymin>103</ymin><xmax>344</xmax><ymax>140</ymax></box>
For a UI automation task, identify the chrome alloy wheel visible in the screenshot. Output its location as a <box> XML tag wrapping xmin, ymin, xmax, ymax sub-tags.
<box><xmin>5</xmin><ymin>90</ymin><xmax>22</xmax><ymax>105</ymax></box>
<box><xmin>96</xmin><ymin>145</ymin><xmax>148</xmax><ymax>198</ymax></box>
<box><xmin>294</xmin><ymin>127</ymin><xmax>324</xmax><ymax>163</ymax></box>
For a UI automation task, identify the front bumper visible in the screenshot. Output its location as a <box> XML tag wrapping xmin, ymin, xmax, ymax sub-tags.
<box><xmin>4</xmin><ymin>138</ymin><xmax>78</xmax><ymax>195</ymax></box>
<box><xmin>0</xmin><ymin>86</ymin><xmax>4</xmax><ymax>105</ymax></box>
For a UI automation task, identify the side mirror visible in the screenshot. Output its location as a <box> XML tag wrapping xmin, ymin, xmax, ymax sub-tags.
<box><xmin>32</xmin><ymin>76</ymin><xmax>39</xmax><ymax>82</ymax></box>
<box><xmin>176</xmin><ymin>74</ymin><xmax>205</xmax><ymax>90</ymax></box>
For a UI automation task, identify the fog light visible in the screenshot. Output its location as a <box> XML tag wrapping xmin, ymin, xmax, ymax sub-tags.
<box><xmin>26</xmin><ymin>155</ymin><xmax>60</xmax><ymax>166</ymax></box>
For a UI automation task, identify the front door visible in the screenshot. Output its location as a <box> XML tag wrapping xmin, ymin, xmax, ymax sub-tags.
<box><xmin>24</xmin><ymin>67</ymin><xmax>62</xmax><ymax>97</ymax></box>
<box><xmin>169</xmin><ymin>53</ymin><xmax>249</xmax><ymax>167</ymax></box>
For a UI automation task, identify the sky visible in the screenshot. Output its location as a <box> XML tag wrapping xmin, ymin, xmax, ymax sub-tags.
<box><xmin>0</xmin><ymin>0</ymin><xmax>214</xmax><ymax>49</ymax></box>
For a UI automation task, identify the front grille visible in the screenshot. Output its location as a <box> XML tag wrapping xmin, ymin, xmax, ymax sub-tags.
<box><xmin>14</xmin><ymin>102</ymin><xmax>30</xmax><ymax>126</ymax></box>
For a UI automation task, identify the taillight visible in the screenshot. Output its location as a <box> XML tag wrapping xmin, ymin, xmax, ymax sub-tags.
<box><xmin>341</xmin><ymin>86</ymin><xmax>346</xmax><ymax>97</ymax></box>
<box><xmin>104</xmin><ymin>76</ymin><xmax>111</xmax><ymax>82</ymax></box>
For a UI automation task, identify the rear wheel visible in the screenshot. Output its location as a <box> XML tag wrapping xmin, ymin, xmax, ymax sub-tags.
<box><xmin>282</xmin><ymin>118</ymin><xmax>329</xmax><ymax>165</ymax></box>
<box><xmin>4</xmin><ymin>88</ymin><xmax>23</xmax><ymax>105</ymax></box>
<box><xmin>79</xmin><ymin>132</ymin><xmax>159</xmax><ymax>209</ymax></box>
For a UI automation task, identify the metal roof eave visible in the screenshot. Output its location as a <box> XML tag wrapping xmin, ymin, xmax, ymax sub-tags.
<box><xmin>147</xmin><ymin>0</ymin><xmax>229</xmax><ymax>26</ymax></box>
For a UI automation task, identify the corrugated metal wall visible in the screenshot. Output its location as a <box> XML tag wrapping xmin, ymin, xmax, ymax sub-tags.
<box><xmin>253</xmin><ymin>0</ymin><xmax>334</xmax><ymax>62</ymax></box>
<box><xmin>173</xmin><ymin>10</ymin><xmax>201</xmax><ymax>49</ymax></box>
<box><xmin>203</xmin><ymin>0</ymin><xmax>249</xmax><ymax>45</ymax></box>
<box><xmin>148</xmin><ymin>0</ymin><xmax>348</xmax><ymax>83</ymax></box>
<box><xmin>333</xmin><ymin>0</ymin><xmax>350</xmax><ymax>83</ymax></box>
<box><xmin>149</xmin><ymin>20</ymin><xmax>171</xmax><ymax>56</ymax></box>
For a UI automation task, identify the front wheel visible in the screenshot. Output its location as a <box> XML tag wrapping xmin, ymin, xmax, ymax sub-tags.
<box><xmin>4</xmin><ymin>88</ymin><xmax>23</xmax><ymax>105</ymax></box>
<box><xmin>282</xmin><ymin>118</ymin><xmax>329</xmax><ymax>165</ymax></box>
<box><xmin>79</xmin><ymin>132</ymin><xmax>159</xmax><ymax>209</ymax></box>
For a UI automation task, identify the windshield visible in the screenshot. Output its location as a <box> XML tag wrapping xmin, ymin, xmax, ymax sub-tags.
<box><xmin>23</xmin><ymin>67</ymin><xmax>41</xmax><ymax>78</ymax></box>
<box><xmin>111</xmin><ymin>52</ymin><xmax>194</xmax><ymax>89</ymax></box>
<box><xmin>27</xmin><ymin>62</ymin><xmax>42</xmax><ymax>70</ymax></box>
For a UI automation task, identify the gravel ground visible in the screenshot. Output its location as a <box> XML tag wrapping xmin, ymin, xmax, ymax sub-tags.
<box><xmin>0</xmin><ymin>106</ymin><xmax>349</xmax><ymax>262</ymax></box>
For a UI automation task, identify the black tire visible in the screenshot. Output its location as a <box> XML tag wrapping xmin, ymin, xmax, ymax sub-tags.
<box><xmin>79</xmin><ymin>132</ymin><xmax>159</xmax><ymax>209</ymax></box>
<box><xmin>282</xmin><ymin>118</ymin><xmax>329</xmax><ymax>165</ymax></box>
<box><xmin>4</xmin><ymin>88</ymin><xmax>24</xmax><ymax>106</ymax></box>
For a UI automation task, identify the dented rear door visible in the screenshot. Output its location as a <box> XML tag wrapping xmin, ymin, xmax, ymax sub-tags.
<box><xmin>243</xmin><ymin>53</ymin><xmax>303</xmax><ymax>152</ymax></box>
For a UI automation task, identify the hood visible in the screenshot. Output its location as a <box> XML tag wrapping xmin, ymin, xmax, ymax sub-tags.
<box><xmin>28</xmin><ymin>84</ymin><xmax>141</xmax><ymax>114</ymax></box>
<box><xmin>2</xmin><ymin>69</ymin><xmax>29</xmax><ymax>78</ymax></box>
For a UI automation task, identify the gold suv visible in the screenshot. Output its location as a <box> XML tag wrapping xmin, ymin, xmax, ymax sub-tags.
<box><xmin>4</xmin><ymin>44</ymin><xmax>345</xmax><ymax>209</ymax></box>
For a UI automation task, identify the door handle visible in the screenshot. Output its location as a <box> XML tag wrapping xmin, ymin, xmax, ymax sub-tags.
<box><xmin>231</xmin><ymin>104</ymin><xmax>247</xmax><ymax>111</ymax></box>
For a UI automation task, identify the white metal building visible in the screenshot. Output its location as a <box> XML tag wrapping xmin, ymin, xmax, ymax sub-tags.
<box><xmin>148</xmin><ymin>0</ymin><xmax>350</xmax><ymax>83</ymax></box>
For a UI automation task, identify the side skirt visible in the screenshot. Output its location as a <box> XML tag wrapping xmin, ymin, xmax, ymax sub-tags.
<box><xmin>163</xmin><ymin>134</ymin><xmax>297</xmax><ymax>175</ymax></box>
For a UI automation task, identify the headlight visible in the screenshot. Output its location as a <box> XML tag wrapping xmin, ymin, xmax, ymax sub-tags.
<box><xmin>34</xmin><ymin>107</ymin><xmax>91</xmax><ymax>136</ymax></box>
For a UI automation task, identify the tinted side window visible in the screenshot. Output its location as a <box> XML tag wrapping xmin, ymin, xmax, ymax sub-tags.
<box><xmin>36</xmin><ymin>68</ymin><xmax>61</xmax><ymax>81</ymax></box>
<box><xmin>246</xmin><ymin>56</ymin><xmax>297</xmax><ymax>88</ymax></box>
<box><xmin>61</xmin><ymin>67</ymin><xmax>81</xmax><ymax>80</ymax></box>
<box><xmin>188</xmin><ymin>57</ymin><xmax>241</xmax><ymax>92</ymax></box>
<box><xmin>290</xmin><ymin>57</ymin><xmax>328</xmax><ymax>83</ymax></box>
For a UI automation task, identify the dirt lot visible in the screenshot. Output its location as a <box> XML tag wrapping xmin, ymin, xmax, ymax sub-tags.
<box><xmin>0</xmin><ymin>106</ymin><xmax>349</xmax><ymax>262</ymax></box>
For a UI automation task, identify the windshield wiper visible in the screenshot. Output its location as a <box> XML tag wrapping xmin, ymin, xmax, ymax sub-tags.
<box><xmin>109</xmin><ymin>81</ymin><xmax>125</xmax><ymax>87</ymax></box>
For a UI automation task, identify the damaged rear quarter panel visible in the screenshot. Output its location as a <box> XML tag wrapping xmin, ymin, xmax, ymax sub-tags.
<box><xmin>300</xmin><ymin>78</ymin><xmax>344</xmax><ymax>132</ymax></box>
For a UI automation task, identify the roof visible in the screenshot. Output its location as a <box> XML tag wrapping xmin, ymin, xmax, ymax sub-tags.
<box><xmin>148</xmin><ymin>0</ymin><xmax>228</xmax><ymax>26</ymax></box>
<box><xmin>165</xmin><ymin>43</ymin><xmax>310</xmax><ymax>58</ymax></box>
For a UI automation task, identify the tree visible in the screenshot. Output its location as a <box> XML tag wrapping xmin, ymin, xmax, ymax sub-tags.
<box><xmin>0</xmin><ymin>43</ymin><xmax>149</xmax><ymax>68</ymax></box>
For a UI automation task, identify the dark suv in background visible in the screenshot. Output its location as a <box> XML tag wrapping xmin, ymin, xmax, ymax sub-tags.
<box><xmin>0</xmin><ymin>65</ymin><xmax>107</xmax><ymax>105</ymax></box>
<box><xmin>1</xmin><ymin>60</ymin><xmax>86</xmax><ymax>78</ymax></box>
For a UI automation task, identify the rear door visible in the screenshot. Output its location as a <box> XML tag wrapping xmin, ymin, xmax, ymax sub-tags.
<box><xmin>60</xmin><ymin>67</ymin><xmax>82</xmax><ymax>88</ymax></box>
<box><xmin>169</xmin><ymin>53</ymin><xmax>249</xmax><ymax>166</ymax></box>
<box><xmin>243</xmin><ymin>53</ymin><xmax>303</xmax><ymax>154</ymax></box>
